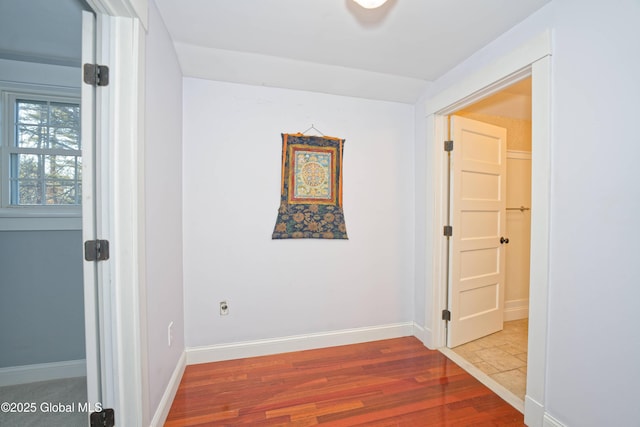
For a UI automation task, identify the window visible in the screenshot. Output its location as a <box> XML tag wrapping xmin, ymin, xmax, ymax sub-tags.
<box><xmin>0</xmin><ymin>89</ymin><xmax>82</xmax><ymax>229</ymax></box>
<box><xmin>5</xmin><ymin>94</ymin><xmax>82</xmax><ymax>205</ymax></box>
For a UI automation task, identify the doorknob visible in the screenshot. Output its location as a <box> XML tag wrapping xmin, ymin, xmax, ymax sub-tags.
<box><xmin>500</xmin><ymin>237</ymin><xmax>510</xmax><ymax>244</ymax></box>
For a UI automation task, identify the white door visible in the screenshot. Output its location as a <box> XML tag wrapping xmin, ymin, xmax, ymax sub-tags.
<box><xmin>447</xmin><ymin>116</ymin><xmax>507</xmax><ymax>348</ymax></box>
<box><xmin>81</xmin><ymin>10</ymin><xmax>102</xmax><ymax>409</ymax></box>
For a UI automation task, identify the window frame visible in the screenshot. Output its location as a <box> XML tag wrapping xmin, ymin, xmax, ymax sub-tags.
<box><xmin>0</xmin><ymin>84</ymin><xmax>82</xmax><ymax>230</ymax></box>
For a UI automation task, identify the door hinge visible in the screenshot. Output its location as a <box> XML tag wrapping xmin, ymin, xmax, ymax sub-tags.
<box><xmin>84</xmin><ymin>240</ymin><xmax>110</xmax><ymax>261</ymax></box>
<box><xmin>444</xmin><ymin>140</ymin><xmax>454</xmax><ymax>152</ymax></box>
<box><xmin>443</xmin><ymin>225</ymin><xmax>453</xmax><ymax>237</ymax></box>
<box><xmin>90</xmin><ymin>408</ymin><xmax>115</xmax><ymax>427</ymax></box>
<box><xmin>84</xmin><ymin>63</ymin><xmax>109</xmax><ymax>86</ymax></box>
<box><xmin>442</xmin><ymin>309</ymin><xmax>451</xmax><ymax>321</ymax></box>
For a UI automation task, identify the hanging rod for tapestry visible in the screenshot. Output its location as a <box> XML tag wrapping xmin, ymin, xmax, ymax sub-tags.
<box><xmin>301</xmin><ymin>124</ymin><xmax>325</xmax><ymax>136</ymax></box>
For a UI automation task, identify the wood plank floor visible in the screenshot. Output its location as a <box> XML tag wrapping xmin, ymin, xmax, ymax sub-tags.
<box><xmin>165</xmin><ymin>337</ymin><xmax>525</xmax><ymax>426</ymax></box>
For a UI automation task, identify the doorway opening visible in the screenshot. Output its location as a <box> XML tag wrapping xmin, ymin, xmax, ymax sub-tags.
<box><xmin>0</xmin><ymin>1</ymin><xmax>99</xmax><ymax>426</ymax></box>
<box><xmin>445</xmin><ymin>77</ymin><xmax>532</xmax><ymax>404</ymax></box>
<box><xmin>426</xmin><ymin>34</ymin><xmax>551</xmax><ymax>424</ymax></box>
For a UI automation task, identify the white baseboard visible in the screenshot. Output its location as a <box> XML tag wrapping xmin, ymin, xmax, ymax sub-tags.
<box><xmin>524</xmin><ymin>394</ymin><xmax>545</xmax><ymax>426</ymax></box>
<box><xmin>412</xmin><ymin>323</ymin><xmax>436</xmax><ymax>349</ymax></box>
<box><xmin>150</xmin><ymin>351</ymin><xmax>186</xmax><ymax>427</ymax></box>
<box><xmin>543</xmin><ymin>413</ymin><xmax>568</xmax><ymax>427</ymax></box>
<box><xmin>186</xmin><ymin>322</ymin><xmax>414</xmax><ymax>365</ymax></box>
<box><xmin>0</xmin><ymin>359</ymin><xmax>86</xmax><ymax>386</ymax></box>
<box><xmin>504</xmin><ymin>299</ymin><xmax>529</xmax><ymax>321</ymax></box>
<box><xmin>524</xmin><ymin>394</ymin><xmax>568</xmax><ymax>427</ymax></box>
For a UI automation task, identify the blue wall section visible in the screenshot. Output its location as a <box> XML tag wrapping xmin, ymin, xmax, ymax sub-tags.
<box><xmin>0</xmin><ymin>230</ymin><xmax>85</xmax><ymax>367</ymax></box>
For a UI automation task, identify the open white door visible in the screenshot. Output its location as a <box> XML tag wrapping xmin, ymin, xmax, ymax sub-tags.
<box><xmin>81</xmin><ymin>9</ymin><xmax>102</xmax><ymax>412</ymax></box>
<box><xmin>447</xmin><ymin>115</ymin><xmax>507</xmax><ymax>348</ymax></box>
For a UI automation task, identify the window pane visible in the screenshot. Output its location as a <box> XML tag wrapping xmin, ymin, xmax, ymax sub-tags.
<box><xmin>16</xmin><ymin>124</ymin><xmax>45</xmax><ymax>148</ymax></box>
<box><xmin>49</xmin><ymin>127</ymin><xmax>80</xmax><ymax>150</ymax></box>
<box><xmin>45</xmin><ymin>180</ymin><xmax>79</xmax><ymax>205</ymax></box>
<box><xmin>50</xmin><ymin>102</ymin><xmax>80</xmax><ymax>127</ymax></box>
<box><xmin>45</xmin><ymin>155</ymin><xmax>81</xmax><ymax>205</ymax></box>
<box><xmin>15</xmin><ymin>100</ymin><xmax>80</xmax><ymax>150</ymax></box>
<box><xmin>11</xmin><ymin>153</ymin><xmax>42</xmax><ymax>180</ymax></box>
<box><xmin>45</xmin><ymin>155</ymin><xmax>80</xmax><ymax>180</ymax></box>
<box><xmin>9</xmin><ymin>154</ymin><xmax>81</xmax><ymax>205</ymax></box>
<box><xmin>19</xmin><ymin>182</ymin><xmax>43</xmax><ymax>205</ymax></box>
<box><xmin>10</xmin><ymin>154</ymin><xmax>42</xmax><ymax>205</ymax></box>
<box><xmin>16</xmin><ymin>100</ymin><xmax>48</xmax><ymax>124</ymax></box>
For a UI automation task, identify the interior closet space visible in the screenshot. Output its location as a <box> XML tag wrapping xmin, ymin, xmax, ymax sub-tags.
<box><xmin>456</xmin><ymin>77</ymin><xmax>532</xmax><ymax>323</ymax></box>
<box><xmin>450</xmin><ymin>77</ymin><xmax>532</xmax><ymax>402</ymax></box>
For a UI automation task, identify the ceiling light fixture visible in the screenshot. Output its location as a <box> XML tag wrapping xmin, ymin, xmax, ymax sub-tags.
<box><xmin>352</xmin><ymin>0</ymin><xmax>388</xmax><ymax>9</ymax></box>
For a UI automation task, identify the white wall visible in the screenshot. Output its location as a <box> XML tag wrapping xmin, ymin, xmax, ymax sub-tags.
<box><xmin>546</xmin><ymin>1</ymin><xmax>640</xmax><ymax>425</ymax></box>
<box><xmin>183</xmin><ymin>79</ymin><xmax>415</xmax><ymax>349</ymax></box>
<box><xmin>144</xmin><ymin>0</ymin><xmax>184</xmax><ymax>421</ymax></box>
<box><xmin>423</xmin><ymin>1</ymin><xmax>640</xmax><ymax>425</ymax></box>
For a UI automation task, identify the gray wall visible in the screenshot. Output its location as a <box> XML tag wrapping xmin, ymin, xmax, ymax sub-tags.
<box><xmin>0</xmin><ymin>0</ymin><xmax>85</xmax><ymax>370</ymax></box>
<box><xmin>0</xmin><ymin>230</ymin><xmax>85</xmax><ymax>367</ymax></box>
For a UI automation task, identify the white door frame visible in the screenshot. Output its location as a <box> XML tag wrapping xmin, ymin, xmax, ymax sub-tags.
<box><xmin>81</xmin><ymin>9</ymin><xmax>102</xmax><ymax>410</ymax></box>
<box><xmin>426</xmin><ymin>31</ymin><xmax>552</xmax><ymax>427</ymax></box>
<box><xmin>84</xmin><ymin>0</ymin><xmax>148</xmax><ymax>425</ymax></box>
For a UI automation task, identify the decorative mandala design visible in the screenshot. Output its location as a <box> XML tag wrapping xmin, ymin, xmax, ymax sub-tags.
<box><xmin>301</xmin><ymin>162</ymin><xmax>325</xmax><ymax>187</ymax></box>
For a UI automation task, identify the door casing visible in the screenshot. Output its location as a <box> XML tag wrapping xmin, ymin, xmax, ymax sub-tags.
<box><xmin>425</xmin><ymin>31</ymin><xmax>551</xmax><ymax>426</ymax></box>
<box><xmin>81</xmin><ymin>0</ymin><xmax>149</xmax><ymax>425</ymax></box>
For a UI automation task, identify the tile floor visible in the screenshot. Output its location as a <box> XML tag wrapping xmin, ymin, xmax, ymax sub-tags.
<box><xmin>451</xmin><ymin>318</ymin><xmax>528</xmax><ymax>400</ymax></box>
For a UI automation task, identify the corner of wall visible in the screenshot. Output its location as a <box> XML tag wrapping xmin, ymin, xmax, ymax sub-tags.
<box><xmin>412</xmin><ymin>323</ymin><xmax>435</xmax><ymax>350</ymax></box>
<box><xmin>149</xmin><ymin>351</ymin><xmax>186</xmax><ymax>427</ymax></box>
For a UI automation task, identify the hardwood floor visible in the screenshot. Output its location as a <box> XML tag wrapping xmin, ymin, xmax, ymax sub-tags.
<box><xmin>165</xmin><ymin>337</ymin><xmax>524</xmax><ymax>426</ymax></box>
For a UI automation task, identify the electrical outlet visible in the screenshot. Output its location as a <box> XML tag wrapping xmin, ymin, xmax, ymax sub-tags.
<box><xmin>220</xmin><ymin>301</ymin><xmax>229</xmax><ymax>316</ymax></box>
<box><xmin>167</xmin><ymin>321</ymin><xmax>174</xmax><ymax>347</ymax></box>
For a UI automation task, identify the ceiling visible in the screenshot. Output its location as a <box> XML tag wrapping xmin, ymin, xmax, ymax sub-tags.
<box><xmin>155</xmin><ymin>0</ymin><xmax>549</xmax><ymax>102</ymax></box>
<box><xmin>0</xmin><ymin>0</ymin><xmax>547</xmax><ymax>104</ymax></box>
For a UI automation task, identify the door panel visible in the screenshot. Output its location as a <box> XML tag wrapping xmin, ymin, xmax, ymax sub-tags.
<box><xmin>448</xmin><ymin>116</ymin><xmax>507</xmax><ymax>348</ymax></box>
<box><xmin>459</xmin><ymin>282</ymin><xmax>499</xmax><ymax>319</ymax></box>
<box><xmin>461</xmin><ymin>211</ymin><xmax>500</xmax><ymax>239</ymax></box>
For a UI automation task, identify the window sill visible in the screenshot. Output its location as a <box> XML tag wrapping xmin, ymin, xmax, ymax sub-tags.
<box><xmin>0</xmin><ymin>207</ymin><xmax>82</xmax><ymax>231</ymax></box>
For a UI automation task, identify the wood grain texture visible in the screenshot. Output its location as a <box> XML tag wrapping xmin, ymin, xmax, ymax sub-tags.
<box><xmin>165</xmin><ymin>337</ymin><xmax>524</xmax><ymax>426</ymax></box>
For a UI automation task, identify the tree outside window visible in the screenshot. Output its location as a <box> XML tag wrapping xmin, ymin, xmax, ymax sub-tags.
<box><xmin>8</xmin><ymin>98</ymin><xmax>81</xmax><ymax>206</ymax></box>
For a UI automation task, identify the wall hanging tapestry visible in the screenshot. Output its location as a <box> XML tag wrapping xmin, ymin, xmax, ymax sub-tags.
<box><xmin>272</xmin><ymin>133</ymin><xmax>348</xmax><ymax>239</ymax></box>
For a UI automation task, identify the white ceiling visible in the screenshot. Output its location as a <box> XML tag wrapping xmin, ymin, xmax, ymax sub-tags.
<box><xmin>155</xmin><ymin>0</ymin><xmax>549</xmax><ymax>102</ymax></box>
<box><xmin>0</xmin><ymin>0</ymin><xmax>548</xmax><ymax>104</ymax></box>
